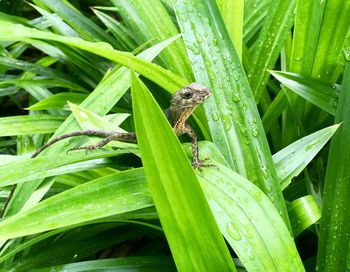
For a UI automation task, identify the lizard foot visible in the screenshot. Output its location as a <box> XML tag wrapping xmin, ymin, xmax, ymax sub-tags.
<box><xmin>191</xmin><ymin>158</ymin><xmax>214</xmax><ymax>169</ymax></box>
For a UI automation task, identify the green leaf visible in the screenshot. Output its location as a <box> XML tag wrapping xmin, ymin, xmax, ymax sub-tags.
<box><xmin>248</xmin><ymin>0</ymin><xmax>296</xmax><ymax>102</ymax></box>
<box><xmin>26</xmin><ymin>92</ymin><xmax>87</xmax><ymax>110</ymax></box>
<box><xmin>0</xmin><ymin>20</ymin><xmax>187</xmax><ymax>93</ymax></box>
<box><xmin>35</xmin><ymin>257</ymin><xmax>176</xmax><ymax>272</ymax></box>
<box><xmin>243</xmin><ymin>0</ymin><xmax>270</xmax><ymax>44</ymax></box>
<box><xmin>131</xmin><ymin>73</ymin><xmax>235</xmax><ymax>271</ymax></box>
<box><xmin>93</xmin><ymin>9</ymin><xmax>138</xmax><ymax>51</ymax></box>
<box><xmin>317</xmin><ymin>53</ymin><xmax>350</xmax><ymax>272</ymax></box>
<box><xmin>287</xmin><ymin>196</ymin><xmax>321</xmax><ymax>237</ymax></box>
<box><xmin>0</xmin><ymin>149</ymin><xmax>127</xmax><ymax>187</ymax></box>
<box><xmin>310</xmin><ymin>0</ymin><xmax>350</xmax><ymax>81</ymax></box>
<box><xmin>216</xmin><ymin>0</ymin><xmax>244</xmax><ymax>58</ymax></box>
<box><xmin>174</xmin><ymin>0</ymin><xmax>290</xmax><ymax>228</ymax></box>
<box><xmin>0</xmin><ymin>169</ymin><xmax>152</xmax><ymax>239</ymax></box>
<box><xmin>273</xmin><ymin>124</ymin><xmax>339</xmax><ymax>189</ymax></box>
<box><xmin>270</xmin><ymin>71</ymin><xmax>339</xmax><ymax>115</ymax></box>
<box><xmin>0</xmin><ymin>56</ymin><xmax>83</xmax><ymax>86</ymax></box>
<box><xmin>0</xmin><ymin>34</ymin><xmax>181</xmax><ymax>218</ymax></box>
<box><xmin>0</xmin><ymin>115</ymin><xmax>65</xmax><ymax>136</ymax></box>
<box><xmin>32</xmin><ymin>0</ymin><xmax>117</xmax><ymax>46</ymax></box>
<box><xmin>290</xmin><ymin>1</ymin><xmax>325</xmax><ymax>75</ymax></box>
<box><xmin>192</xmin><ymin>145</ymin><xmax>304</xmax><ymax>271</ymax></box>
<box><xmin>111</xmin><ymin>0</ymin><xmax>193</xmax><ymax>80</ymax></box>
<box><xmin>69</xmin><ymin>102</ymin><xmax>129</xmax><ymax>133</ymax></box>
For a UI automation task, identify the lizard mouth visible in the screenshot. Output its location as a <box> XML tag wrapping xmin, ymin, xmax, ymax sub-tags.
<box><xmin>197</xmin><ymin>88</ymin><xmax>212</xmax><ymax>103</ymax></box>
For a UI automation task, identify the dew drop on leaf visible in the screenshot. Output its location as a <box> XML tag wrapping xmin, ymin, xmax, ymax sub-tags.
<box><xmin>211</xmin><ymin>113</ymin><xmax>219</xmax><ymax>121</ymax></box>
<box><xmin>226</xmin><ymin>223</ymin><xmax>241</xmax><ymax>241</ymax></box>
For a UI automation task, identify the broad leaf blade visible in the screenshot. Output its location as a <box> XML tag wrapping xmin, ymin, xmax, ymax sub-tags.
<box><xmin>0</xmin><ymin>33</ymin><xmax>179</xmax><ymax>217</ymax></box>
<box><xmin>174</xmin><ymin>0</ymin><xmax>290</xmax><ymax>228</ymax></box>
<box><xmin>270</xmin><ymin>71</ymin><xmax>339</xmax><ymax>115</ymax></box>
<box><xmin>131</xmin><ymin>73</ymin><xmax>235</xmax><ymax>271</ymax></box>
<box><xmin>317</xmin><ymin>53</ymin><xmax>350</xmax><ymax>272</ymax></box>
<box><xmin>0</xmin><ymin>115</ymin><xmax>65</xmax><ymax>136</ymax></box>
<box><xmin>191</xmin><ymin>143</ymin><xmax>305</xmax><ymax>272</ymax></box>
<box><xmin>248</xmin><ymin>0</ymin><xmax>296</xmax><ymax>102</ymax></box>
<box><xmin>273</xmin><ymin>124</ymin><xmax>339</xmax><ymax>189</ymax></box>
<box><xmin>112</xmin><ymin>0</ymin><xmax>193</xmax><ymax>80</ymax></box>
<box><xmin>0</xmin><ymin>169</ymin><xmax>152</xmax><ymax>239</ymax></box>
<box><xmin>287</xmin><ymin>196</ymin><xmax>321</xmax><ymax>237</ymax></box>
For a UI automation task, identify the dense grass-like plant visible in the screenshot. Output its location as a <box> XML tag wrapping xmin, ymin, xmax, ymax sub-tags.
<box><xmin>0</xmin><ymin>0</ymin><xmax>349</xmax><ymax>271</ymax></box>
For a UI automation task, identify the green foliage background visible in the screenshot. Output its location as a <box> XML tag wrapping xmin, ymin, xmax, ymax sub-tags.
<box><xmin>0</xmin><ymin>0</ymin><xmax>349</xmax><ymax>271</ymax></box>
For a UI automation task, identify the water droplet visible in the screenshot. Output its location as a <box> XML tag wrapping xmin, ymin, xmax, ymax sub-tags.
<box><xmin>293</xmin><ymin>56</ymin><xmax>302</xmax><ymax>61</ymax></box>
<box><xmin>260</xmin><ymin>164</ymin><xmax>268</xmax><ymax>179</ymax></box>
<box><xmin>212</xmin><ymin>113</ymin><xmax>219</xmax><ymax>121</ymax></box>
<box><xmin>213</xmin><ymin>38</ymin><xmax>218</xmax><ymax>46</ymax></box>
<box><xmin>251</xmin><ymin>127</ymin><xmax>258</xmax><ymax>137</ymax></box>
<box><xmin>196</xmin><ymin>35</ymin><xmax>203</xmax><ymax>43</ymax></box>
<box><xmin>187</xmin><ymin>45</ymin><xmax>200</xmax><ymax>55</ymax></box>
<box><xmin>248</xmin><ymin>250</ymin><xmax>256</xmax><ymax>260</ymax></box>
<box><xmin>343</xmin><ymin>47</ymin><xmax>350</xmax><ymax>61</ymax></box>
<box><xmin>222</xmin><ymin>115</ymin><xmax>232</xmax><ymax>131</ymax></box>
<box><xmin>255</xmin><ymin>191</ymin><xmax>262</xmax><ymax>202</ymax></box>
<box><xmin>226</xmin><ymin>223</ymin><xmax>241</xmax><ymax>241</ymax></box>
<box><xmin>239</xmin><ymin>125</ymin><xmax>246</xmax><ymax>134</ymax></box>
<box><xmin>232</xmin><ymin>92</ymin><xmax>241</xmax><ymax>102</ymax></box>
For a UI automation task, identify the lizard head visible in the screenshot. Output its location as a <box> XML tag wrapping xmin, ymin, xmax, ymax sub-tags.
<box><xmin>169</xmin><ymin>83</ymin><xmax>211</xmax><ymax>127</ymax></box>
<box><xmin>170</xmin><ymin>82</ymin><xmax>212</xmax><ymax>111</ymax></box>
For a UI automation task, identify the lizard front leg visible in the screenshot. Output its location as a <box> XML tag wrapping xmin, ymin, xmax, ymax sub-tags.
<box><xmin>185</xmin><ymin>124</ymin><xmax>204</xmax><ymax>168</ymax></box>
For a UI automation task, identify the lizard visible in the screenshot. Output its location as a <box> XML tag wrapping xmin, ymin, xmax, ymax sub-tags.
<box><xmin>1</xmin><ymin>82</ymin><xmax>211</xmax><ymax>217</ymax></box>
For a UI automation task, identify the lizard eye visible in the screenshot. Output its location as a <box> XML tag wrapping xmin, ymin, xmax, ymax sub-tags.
<box><xmin>182</xmin><ymin>91</ymin><xmax>193</xmax><ymax>99</ymax></box>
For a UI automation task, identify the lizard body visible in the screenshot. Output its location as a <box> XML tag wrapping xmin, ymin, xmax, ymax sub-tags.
<box><xmin>1</xmin><ymin>83</ymin><xmax>211</xmax><ymax>217</ymax></box>
<box><xmin>33</xmin><ymin>82</ymin><xmax>211</xmax><ymax>163</ymax></box>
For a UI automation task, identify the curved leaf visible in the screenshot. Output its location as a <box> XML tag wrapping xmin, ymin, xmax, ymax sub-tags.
<box><xmin>273</xmin><ymin>124</ymin><xmax>339</xmax><ymax>189</ymax></box>
<box><xmin>287</xmin><ymin>196</ymin><xmax>321</xmax><ymax>237</ymax></box>
<box><xmin>174</xmin><ymin>0</ymin><xmax>290</xmax><ymax>227</ymax></box>
<box><xmin>0</xmin><ymin>169</ymin><xmax>152</xmax><ymax>239</ymax></box>
<box><xmin>270</xmin><ymin>71</ymin><xmax>339</xmax><ymax>115</ymax></box>
<box><xmin>0</xmin><ymin>115</ymin><xmax>65</xmax><ymax>136</ymax></box>
<box><xmin>131</xmin><ymin>73</ymin><xmax>235</xmax><ymax>271</ymax></box>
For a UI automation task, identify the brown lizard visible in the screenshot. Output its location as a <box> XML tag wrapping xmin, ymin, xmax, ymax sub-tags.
<box><xmin>1</xmin><ymin>83</ymin><xmax>211</xmax><ymax>216</ymax></box>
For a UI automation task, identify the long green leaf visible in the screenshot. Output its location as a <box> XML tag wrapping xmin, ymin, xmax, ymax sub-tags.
<box><xmin>112</xmin><ymin>0</ymin><xmax>193</xmax><ymax>80</ymax></box>
<box><xmin>0</xmin><ymin>169</ymin><xmax>152</xmax><ymax>239</ymax></box>
<box><xmin>0</xmin><ymin>149</ymin><xmax>127</xmax><ymax>187</ymax></box>
<box><xmin>35</xmin><ymin>257</ymin><xmax>176</xmax><ymax>272</ymax></box>
<box><xmin>32</xmin><ymin>0</ymin><xmax>117</xmax><ymax>46</ymax></box>
<box><xmin>311</xmin><ymin>0</ymin><xmax>350</xmax><ymax>81</ymax></box>
<box><xmin>197</xmin><ymin>160</ymin><xmax>305</xmax><ymax>272</ymax></box>
<box><xmin>174</xmin><ymin>0</ymin><xmax>290</xmax><ymax>228</ymax></box>
<box><xmin>26</xmin><ymin>92</ymin><xmax>87</xmax><ymax>111</ymax></box>
<box><xmin>131</xmin><ymin>72</ymin><xmax>235</xmax><ymax>271</ymax></box>
<box><xmin>271</xmin><ymin>71</ymin><xmax>339</xmax><ymax>116</ymax></box>
<box><xmin>287</xmin><ymin>196</ymin><xmax>321</xmax><ymax>237</ymax></box>
<box><xmin>216</xmin><ymin>0</ymin><xmax>244</xmax><ymax>58</ymax></box>
<box><xmin>273</xmin><ymin>124</ymin><xmax>339</xmax><ymax>189</ymax></box>
<box><xmin>248</xmin><ymin>0</ymin><xmax>296</xmax><ymax>102</ymax></box>
<box><xmin>93</xmin><ymin>9</ymin><xmax>138</xmax><ymax>51</ymax></box>
<box><xmin>317</xmin><ymin>52</ymin><xmax>350</xmax><ymax>272</ymax></box>
<box><xmin>0</xmin><ymin>34</ymin><xmax>180</xmax><ymax>217</ymax></box>
<box><xmin>0</xmin><ymin>115</ymin><xmax>65</xmax><ymax>136</ymax></box>
<box><xmin>131</xmin><ymin>73</ymin><xmax>235</xmax><ymax>271</ymax></box>
<box><xmin>0</xmin><ymin>20</ymin><xmax>187</xmax><ymax>93</ymax></box>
